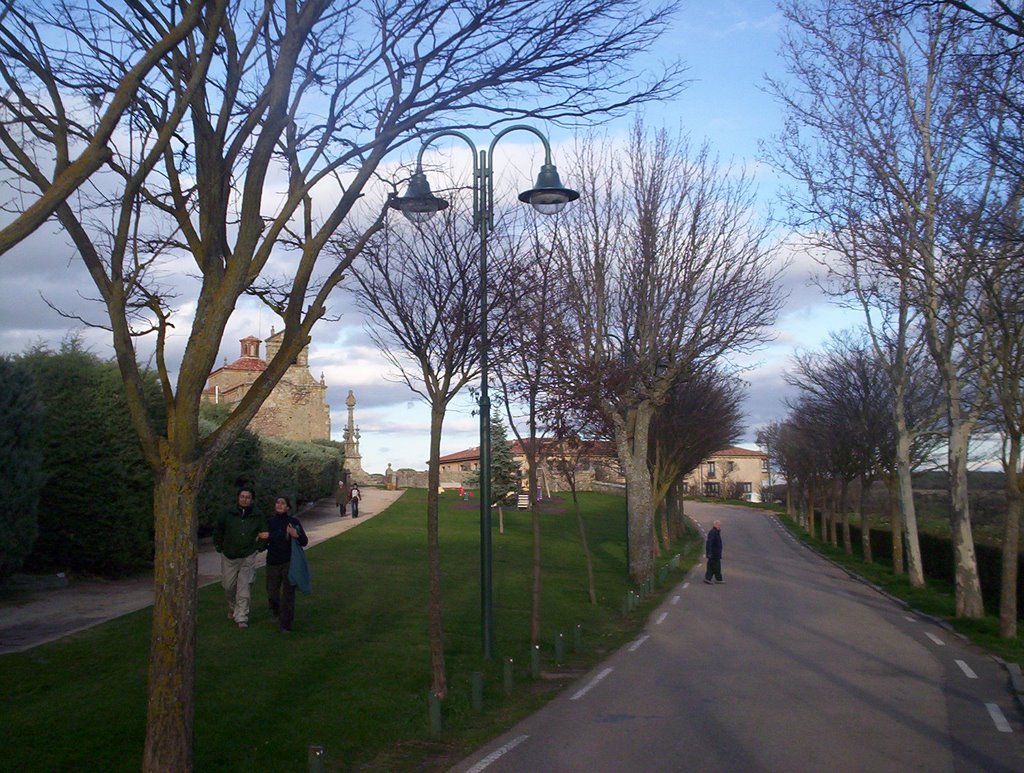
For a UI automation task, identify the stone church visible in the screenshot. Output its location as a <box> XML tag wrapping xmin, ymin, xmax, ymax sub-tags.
<box><xmin>203</xmin><ymin>329</ymin><xmax>331</xmax><ymax>442</ymax></box>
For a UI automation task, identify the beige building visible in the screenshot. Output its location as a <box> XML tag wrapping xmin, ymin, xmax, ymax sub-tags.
<box><xmin>439</xmin><ymin>440</ymin><xmax>768</xmax><ymax>501</ymax></box>
<box><xmin>203</xmin><ymin>329</ymin><xmax>331</xmax><ymax>442</ymax></box>
<box><xmin>438</xmin><ymin>439</ymin><xmax>620</xmax><ymax>492</ymax></box>
<box><xmin>681</xmin><ymin>445</ymin><xmax>769</xmax><ymax>502</ymax></box>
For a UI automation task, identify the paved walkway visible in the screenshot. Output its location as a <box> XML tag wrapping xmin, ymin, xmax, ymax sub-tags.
<box><xmin>0</xmin><ymin>488</ymin><xmax>406</xmax><ymax>654</ymax></box>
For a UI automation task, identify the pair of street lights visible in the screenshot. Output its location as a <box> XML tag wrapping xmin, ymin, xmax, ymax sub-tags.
<box><xmin>389</xmin><ymin>125</ymin><xmax>578</xmax><ymax>659</ymax></box>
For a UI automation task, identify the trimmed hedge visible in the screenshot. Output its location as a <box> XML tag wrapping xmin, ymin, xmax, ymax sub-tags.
<box><xmin>6</xmin><ymin>343</ymin><xmax>342</xmax><ymax>578</ymax></box>
<box><xmin>0</xmin><ymin>357</ymin><xmax>44</xmax><ymax>580</ymax></box>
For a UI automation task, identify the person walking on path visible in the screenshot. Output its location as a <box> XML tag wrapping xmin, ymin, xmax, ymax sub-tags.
<box><xmin>349</xmin><ymin>483</ymin><xmax>361</xmax><ymax>518</ymax></box>
<box><xmin>264</xmin><ymin>496</ymin><xmax>308</xmax><ymax>632</ymax></box>
<box><xmin>213</xmin><ymin>487</ymin><xmax>268</xmax><ymax>628</ymax></box>
<box><xmin>704</xmin><ymin>520</ymin><xmax>724</xmax><ymax>584</ymax></box>
<box><xmin>335</xmin><ymin>478</ymin><xmax>349</xmax><ymax>517</ymax></box>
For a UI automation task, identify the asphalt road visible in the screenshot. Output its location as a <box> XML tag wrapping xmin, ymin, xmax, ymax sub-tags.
<box><xmin>451</xmin><ymin>501</ymin><xmax>1024</xmax><ymax>773</ymax></box>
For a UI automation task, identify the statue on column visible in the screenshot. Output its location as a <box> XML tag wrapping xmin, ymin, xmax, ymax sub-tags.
<box><xmin>342</xmin><ymin>390</ymin><xmax>366</xmax><ymax>482</ymax></box>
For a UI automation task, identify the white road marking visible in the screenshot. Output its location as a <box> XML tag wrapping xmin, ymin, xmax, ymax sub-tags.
<box><xmin>904</xmin><ymin>616</ymin><xmax>917</xmax><ymax>622</ymax></box>
<box><xmin>671</xmin><ymin>594</ymin><xmax>681</xmax><ymax>605</ymax></box>
<box><xmin>656</xmin><ymin>612</ymin><xmax>668</xmax><ymax>625</ymax></box>
<box><xmin>987</xmin><ymin>703</ymin><xmax>1013</xmax><ymax>733</ymax></box>
<box><xmin>628</xmin><ymin>634</ymin><xmax>650</xmax><ymax>652</ymax></box>
<box><xmin>955</xmin><ymin>659</ymin><xmax>978</xmax><ymax>679</ymax></box>
<box><xmin>466</xmin><ymin>735</ymin><xmax>530</xmax><ymax>772</ymax></box>
<box><xmin>683</xmin><ymin>582</ymin><xmax>690</xmax><ymax>589</ymax></box>
<box><xmin>570</xmin><ymin>667</ymin><xmax>614</xmax><ymax>701</ymax></box>
<box><xmin>925</xmin><ymin>632</ymin><xmax>945</xmax><ymax>646</ymax></box>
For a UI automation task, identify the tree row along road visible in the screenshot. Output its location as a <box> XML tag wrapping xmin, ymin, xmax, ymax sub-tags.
<box><xmin>452</xmin><ymin>501</ymin><xmax>1024</xmax><ymax>772</ymax></box>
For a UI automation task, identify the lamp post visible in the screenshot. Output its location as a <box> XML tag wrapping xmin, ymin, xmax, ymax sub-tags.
<box><xmin>389</xmin><ymin>125</ymin><xmax>578</xmax><ymax>659</ymax></box>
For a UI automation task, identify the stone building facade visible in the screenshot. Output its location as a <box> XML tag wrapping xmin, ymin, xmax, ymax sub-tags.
<box><xmin>203</xmin><ymin>329</ymin><xmax>331</xmax><ymax>442</ymax></box>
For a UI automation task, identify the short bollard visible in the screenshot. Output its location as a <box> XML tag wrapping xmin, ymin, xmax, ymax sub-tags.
<box><xmin>574</xmin><ymin>623</ymin><xmax>583</xmax><ymax>653</ymax></box>
<box><xmin>428</xmin><ymin>691</ymin><xmax>442</xmax><ymax>739</ymax></box>
<box><xmin>554</xmin><ymin>632</ymin><xmax>565</xmax><ymax>664</ymax></box>
<box><xmin>471</xmin><ymin>671</ymin><xmax>484</xmax><ymax>712</ymax></box>
<box><xmin>308</xmin><ymin>745</ymin><xmax>326</xmax><ymax>773</ymax></box>
<box><xmin>531</xmin><ymin>644</ymin><xmax>541</xmax><ymax>678</ymax></box>
<box><xmin>503</xmin><ymin>657</ymin><xmax>514</xmax><ymax>695</ymax></box>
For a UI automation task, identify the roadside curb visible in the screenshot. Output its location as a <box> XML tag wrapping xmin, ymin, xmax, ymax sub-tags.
<box><xmin>775</xmin><ymin>513</ymin><xmax>1024</xmax><ymax>712</ymax></box>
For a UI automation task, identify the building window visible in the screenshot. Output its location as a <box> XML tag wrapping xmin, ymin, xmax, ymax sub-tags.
<box><xmin>741</xmin><ymin>482</ymin><xmax>752</xmax><ymax>493</ymax></box>
<box><xmin>707</xmin><ymin>461</ymin><xmax>716</xmax><ymax>478</ymax></box>
<box><xmin>704</xmin><ymin>482</ymin><xmax>720</xmax><ymax>496</ymax></box>
<box><xmin>761</xmin><ymin>459</ymin><xmax>769</xmax><ymax>472</ymax></box>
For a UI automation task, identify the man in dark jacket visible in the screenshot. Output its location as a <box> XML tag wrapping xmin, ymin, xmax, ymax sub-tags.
<box><xmin>704</xmin><ymin>520</ymin><xmax>724</xmax><ymax>584</ymax></box>
<box><xmin>264</xmin><ymin>496</ymin><xmax>308</xmax><ymax>632</ymax></box>
<box><xmin>213</xmin><ymin>487</ymin><xmax>268</xmax><ymax>628</ymax></box>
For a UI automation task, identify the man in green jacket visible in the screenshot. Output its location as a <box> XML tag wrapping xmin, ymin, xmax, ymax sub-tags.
<box><xmin>213</xmin><ymin>487</ymin><xmax>268</xmax><ymax>628</ymax></box>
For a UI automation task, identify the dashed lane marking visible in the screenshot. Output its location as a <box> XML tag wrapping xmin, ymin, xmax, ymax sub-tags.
<box><xmin>904</xmin><ymin>616</ymin><xmax>917</xmax><ymax>622</ymax></box>
<box><xmin>628</xmin><ymin>634</ymin><xmax>650</xmax><ymax>652</ymax></box>
<box><xmin>987</xmin><ymin>703</ymin><xmax>1013</xmax><ymax>733</ymax></box>
<box><xmin>656</xmin><ymin>612</ymin><xmax>668</xmax><ymax>625</ymax></box>
<box><xmin>671</xmin><ymin>595</ymin><xmax>681</xmax><ymax>605</ymax></box>
<box><xmin>466</xmin><ymin>735</ymin><xmax>530</xmax><ymax>772</ymax></box>
<box><xmin>925</xmin><ymin>632</ymin><xmax>945</xmax><ymax>646</ymax></box>
<box><xmin>570</xmin><ymin>667</ymin><xmax>614</xmax><ymax>701</ymax></box>
<box><xmin>955</xmin><ymin>659</ymin><xmax>978</xmax><ymax>679</ymax></box>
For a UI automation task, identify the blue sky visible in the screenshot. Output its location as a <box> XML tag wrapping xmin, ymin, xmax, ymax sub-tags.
<box><xmin>0</xmin><ymin>2</ymin><xmax>858</xmax><ymax>473</ymax></box>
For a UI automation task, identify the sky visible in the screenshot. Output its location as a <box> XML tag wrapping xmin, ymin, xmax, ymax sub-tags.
<box><xmin>0</xmin><ymin>1</ymin><xmax>859</xmax><ymax>475</ymax></box>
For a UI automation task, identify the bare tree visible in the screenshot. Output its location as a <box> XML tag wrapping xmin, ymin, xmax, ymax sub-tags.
<box><xmin>976</xmin><ymin>210</ymin><xmax>1024</xmax><ymax>638</ymax></box>
<box><xmin>767</xmin><ymin>0</ymin><xmax>1011</xmax><ymax>615</ymax></box>
<box><xmin>0</xmin><ymin>2</ymin><xmax>685</xmax><ymax>767</ymax></box>
<box><xmin>495</xmin><ymin>228</ymin><xmax>559</xmax><ymax>645</ymax></box>
<box><xmin>0</xmin><ymin>0</ymin><xmax>218</xmax><ymax>254</ymax></box>
<box><xmin>541</xmin><ymin>407</ymin><xmax>601</xmax><ymax>605</ymax></box>
<box><xmin>648</xmin><ymin>368</ymin><xmax>745</xmax><ymax>550</ymax></box>
<box><xmin>552</xmin><ymin>121</ymin><xmax>785</xmax><ymax>583</ymax></box>
<box><xmin>353</xmin><ymin>198</ymin><xmax>500</xmax><ymax>699</ymax></box>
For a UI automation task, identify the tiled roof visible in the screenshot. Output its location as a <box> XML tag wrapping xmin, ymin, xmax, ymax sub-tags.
<box><xmin>711</xmin><ymin>445</ymin><xmax>766</xmax><ymax>457</ymax></box>
<box><xmin>217</xmin><ymin>356</ymin><xmax>267</xmax><ymax>373</ymax></box>
<box><xmin>438</xmin><ymin>447</ymin><xmax>481</xmax><ymax>464</ymax></box>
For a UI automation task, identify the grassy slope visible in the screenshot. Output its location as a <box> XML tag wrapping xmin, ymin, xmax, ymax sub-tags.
<box><xmin>0</xmin><ymin>490</ymin><xmax>700</xmax><ymax>772</ymax></box>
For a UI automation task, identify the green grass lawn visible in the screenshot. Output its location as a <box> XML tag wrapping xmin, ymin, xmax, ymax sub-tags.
<box><xmin>0</xmin><ymin>490</ymin><xmax>700</xmax><ymax>772</ymax></box>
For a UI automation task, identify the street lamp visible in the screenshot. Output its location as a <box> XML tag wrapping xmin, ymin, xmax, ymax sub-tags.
<box><xmin>389</xmin><ymin>125</ymin><xmax>578</xmax><ymax>659</ymax></box>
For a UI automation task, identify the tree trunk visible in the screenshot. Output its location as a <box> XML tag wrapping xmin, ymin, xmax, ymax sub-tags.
<box><xmin>1000</xmin><ymin>434</ymin><xmax>1021</xmax><ymax>638</ymax></box>
<box><xmin>887</xmin><ymin>475</ymin><xmax>904</xmax><ymax>575</ymax></box>
<box><xmin>529</xmin><ymin>456</ymin><xmax>542</xmax><ymax>646</ymax></box>
<box><xmin>143</xmin><ymin>464</ymin><xmax>202</xmax><ymax>772</ymax></box>
<box><xmin>949</xmin><ymin>423</ymin><xmax>984</xmax><ymax>618</ymax></box>
<box><xmin>571</xmin><ymin>488</ymin><xmax>598</xmax><ymax>605</ymax></box>
<box><xmin>426</xmin><ymin>404</ymin><xmax>447</xmax><ymax>697</ymax></box>
<box><xmin>859</xmin><ymin>476</ymin><xmax>872</xmax><ymax>563</ymax></box>
<box><xmin>613</xmin><ymin>406</ymin><xmax>656</xmax><ymax>584</ymax></box>
<box><xmin>806</xmin><ymin>485</ymin><xmax>816</xmax><ymax>540</ymax></box>
<box><xmin>840</xmin><ymin>478</ymin><xmax>852</xmax><ymax>554</ymax></box>
<box><xmin>894</xmin><ymin>414</ymin><xmax>924</xmax><ymax>586</ymax></box>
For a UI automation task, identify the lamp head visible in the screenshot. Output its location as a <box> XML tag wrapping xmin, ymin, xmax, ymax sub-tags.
<box><xmin>388</xmin><ymin>171</ymin><xmax>449</xmax><ymax>223</ymax></box>
<box><xmin>518</xmin><ymin>163</ymin><xmax>580</xmax><ymax>215</ymax></box>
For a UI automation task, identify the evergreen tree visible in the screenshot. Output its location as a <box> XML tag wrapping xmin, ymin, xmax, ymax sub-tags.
<box><xmin>0</xmin><ymin>356</ymin><xmax>44</xmax><ymax>580</ymax></box>
<box><xmin>467</xmin><ymin>408</ymin><xmax>521</xmax><ymax>506</ymax></box>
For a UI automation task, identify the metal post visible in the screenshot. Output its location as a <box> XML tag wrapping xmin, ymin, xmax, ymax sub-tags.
<box><xmin>478</xmin><ymin>149</ymin><xmax>494</xmax><ymax>661</ymax></box>
<box><xmin>471</xmin><ymin>671</ymin><xmax>484</xmax><ymax>711</ymax></box>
